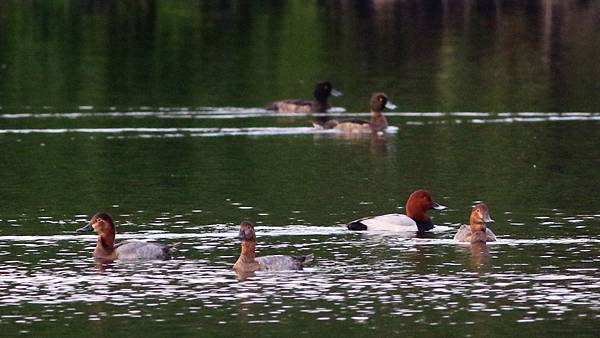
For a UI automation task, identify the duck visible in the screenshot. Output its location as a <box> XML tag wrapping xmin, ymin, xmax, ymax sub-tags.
<box><xmin>233</xmin><ymin>221</ymin><xmax>313</xmax><ymax>273</ymax></box>
<box><xmin>266</xmin><ymin>81</ymin><xmax>342</xmax><ymax>114</ymax></box>
<box><xmin>76</xmin><ymin>212</ymin><xmax>175</xmax><ymax>261</ymax></box>
<box><xmin>453</xmin><ymin>203</ymin><xmax>497</xmax><ymax>243</ymax></box>
<box><xmin>347</xmin><ymin>189</ymin><xmax>447</xmax><ymax>232</ymax></box>
<box><xmin>315</xmin><ymin>92</ymin><xmax>397</xmax><ymax>132</ymax></box>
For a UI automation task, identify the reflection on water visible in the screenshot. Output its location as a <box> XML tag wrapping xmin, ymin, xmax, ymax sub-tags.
<box><xmin>468</xmin><ymin>241</ymin><xmax>491</xmax><ymax>272</ymax></box>
<box><xmin>0</xmin><ymin>0</ymin><xmax>598</xmax><ymax>112</ymax></box>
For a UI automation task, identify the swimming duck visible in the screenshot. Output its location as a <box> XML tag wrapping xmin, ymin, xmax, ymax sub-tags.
<box><xmin>76</xmin><ymin>212</ymin><xmax>175</xmax><ymax>261</ymax></box>
<box><xmin>316</xmin><ymin>93</ymin><xmax>397</xmax><ymax>132</ymax></box>
<box><xmin>233</xmin><ymin>221</ymin><xmax>313</xmax><ymax>272</ymax></box>
<box><xmin>266</xmin><ymin>81</ymin><xmax>342</xmax><ymax>113</ymax></box>
<box><xmin>347</xmin><ymin>189</ymin><xmax>447</xmax><ymax>232</ymax></box>
<box><xmin>453</xmin><ymin>203</ymin><xmax>497</xmax><ymax>243</ymax></box>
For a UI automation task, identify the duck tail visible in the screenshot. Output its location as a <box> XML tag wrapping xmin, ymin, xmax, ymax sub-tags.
<box><xmin>347</xmin><ymin>220</ymin><xmax>367</xmax><ymax>231</ymax></box>
<box><xmin>297</xmin><ymin>253</ymin><xmax>314</xmax><ymax>266</ymax></box>
<box><xmin>265</xmin><ymin>101</ymin><xmax>278</xmax><ymax>111</ymax></box>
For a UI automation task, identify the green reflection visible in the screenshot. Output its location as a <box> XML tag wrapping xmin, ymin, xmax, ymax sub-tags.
<box><xmin>0</xmin><ymin>0</ymin><xmax>598</xmax><ymax>112</ymax></box>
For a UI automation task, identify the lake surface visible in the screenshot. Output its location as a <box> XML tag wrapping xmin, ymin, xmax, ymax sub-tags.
<box><xmin>1</xmin><ymin>1</ymin><xmax>599</xmax><ymax>337</ymax></box>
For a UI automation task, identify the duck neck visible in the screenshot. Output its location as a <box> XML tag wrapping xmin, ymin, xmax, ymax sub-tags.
<box><xmin>470</xmin><ymin>221</ymin><xmax>487</xmax><ymax>233</ymax></box>
<box><xmin>470</xmin><ymin>230</ymin><xmax>488</xmax><ymax>243</ymax></box>
<box><xmin>312</xmin><ymin>98</ymin><xmax>329</xmax><ymax>113</ymax></box>
<box><xmin>239</xmin><ymin>240</ymin><xmax>256</xmax><ymax>263</ymax></box>
<box><xmin>94</xmin><ymin>232</ymin><xmax>115</xmax><ymax>258</ymax></box>
<box><xmin>370</xmin><ymin>111</ymin><xmax>388</xmax><ymax>131</ymax></box>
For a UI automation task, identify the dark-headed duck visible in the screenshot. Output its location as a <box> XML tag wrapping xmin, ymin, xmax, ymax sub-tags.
<box><xmin>316</xmin><ymin>93</ymin><xmax>396</xmax><ymax>132</ymax></box>
<box><xmin>266</xmin><ymin>81</ymin><xmax>342</xmax><ymax>113</ymax></box>
<box><xmin>453</xmin><ymin>203</ymin><xmax>497</xmax><ymax>243</ymax></box>
<box><xmin>76</xmin><ymin>212</ymin><xmax>175</xmax><ymax>261</ymax></box>
<box><xmin>347</xmin><ymin>189</ymin><xmax>446</xmax><ymax>232</ymax></box>
<box><xmin>233</xmin><ymin>221</ymin><xmax>313</xmax><ymax>273</ymax></box>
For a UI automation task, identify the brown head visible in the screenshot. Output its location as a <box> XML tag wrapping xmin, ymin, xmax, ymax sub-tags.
<box><xmin>76</xmin><ymin>212</ymin><xmax>115</xmax><ymax>236</ymax></box>
<box><xmin>238</xmin><ymin>221</ymin><xmax>256</xmax><ymax>242</ymax></box>
<box><xmin>406</xmin><ymin>190</ymin><xmax>446</xmax><ymax>219</ymax></box>
<box><xmin>370</xmin><ymin>93</ymin><xmax>397</xmax><ymax>113</ymax></box>
<box><xmin>469</xmin><ymin>203</ymin><xmax>494</xmax><ymax>232</ymax></box>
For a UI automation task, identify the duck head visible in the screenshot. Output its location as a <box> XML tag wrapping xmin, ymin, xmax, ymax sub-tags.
<box><xmin>77</xmin><ymin>212</ymin><xmax>115</xmax><ymax>236</ymax></box>
<box><xmin>238</xmin><ymin>221</ymin><xmax>257</xmax><ymax>242</ymax></box>
<box><xmin>405</xmin><ymin>189</ymin><xmax>447</xmax><ymax>223</ymax></box>
<box><xmin>370</xmin><ymin>93</ymin><xmax>397</xmax><ymax>113</ymax></box>
<box><xmin>314</xmin><ymin>81</ymin><xmax>342</xmax><ymax>101</ymax></box>
<box><xmin>469</xmin><ymin>203</ymin><xmax>494</xmax><ymax>232</ymax></box>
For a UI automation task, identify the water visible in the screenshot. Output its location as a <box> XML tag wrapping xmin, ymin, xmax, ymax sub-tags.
<box><xmin>1</xmin><ymin>1</ymin><xmax>600</xmax><ymax>337</ymax></box>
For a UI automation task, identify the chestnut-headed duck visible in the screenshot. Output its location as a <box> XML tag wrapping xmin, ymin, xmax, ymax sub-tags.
<box><xmin>347</xmin><ymin>189</ymin><xmax>447</xmax><ymax>232</ymax></box>
<box><xmin>453</xmin><ymin>203</ymin><xmax>497</xmax><ymax>243</ymax></box>
<box><xmin>266</xmin><ymin>81</ymin><xmax>342</xmax><ymax>114</ymax></box>
<box><xmin>233</xmin><ymin>221</ymin><xmax>313</xmax><ymax>273</ymax></box>
<box><xmin>76</xmin><ymin>212</ymin><xmax>175</xmax><ymax>261</ymax></box>
<box><xmin>315</xmin><ymin>93</ymin><xmax>397</xmax><ymax>132</ymax></box>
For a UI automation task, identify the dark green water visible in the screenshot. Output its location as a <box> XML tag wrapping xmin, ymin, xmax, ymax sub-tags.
<box><xmin>1</xmin><ymin>1</ymin><xmax>599</xmax><ymax>337</ymax></box>
<box><xmin>1</xmin><ymin>0</ymin><xmax>599</xmax><ymax>112</ymax></box>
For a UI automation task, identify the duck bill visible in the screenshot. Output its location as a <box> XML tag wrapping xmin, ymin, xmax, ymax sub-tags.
<box><xmin>76</xmin><ymin>222</ymin><xmax>94</xmax><ymax>234</ymax></box>
<box><xmin>431</xmin><ymin>201</ymin><xmax>447</xmax><ymax>210</ymax></box>
<box><xmin>384</xmin><ymin>101</ymin><xmax>397</xmax><ymax>110</ymax></box>
<box><xmin>330</xmin><ymin>88</ymin><xmax>343</xmax><ymax>97</ymax></box>
<box><xmin>483</xmin><ymin>211</ymin><xmax>495</xmax><ymax>223</ymax></box>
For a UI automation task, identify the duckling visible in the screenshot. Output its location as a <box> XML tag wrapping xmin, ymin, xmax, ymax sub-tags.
<box><xmin>453</xmin><ymin>203</ymin><xmax>497</xmax><ymax>243</ymax></box>
<box><xmin>76</xmin><ymin>212</ymin><xmax>175</xmax><ymax>261</ymax></box>
<box><xmin>267</xmin><ymin>81</ymin><xmax>342</xmax><ymax>113</ymax></box>
<box><xmin>233</xmin><ymin>221</ymin><xmax>313</xmax><ymax>273</ymax></box>
<box><xmin>316</xmin><ymin>93</ymin><xmax>396</xmax><ymax>133</ymax></box>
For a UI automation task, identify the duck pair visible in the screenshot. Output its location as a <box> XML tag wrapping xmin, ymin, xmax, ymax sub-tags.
<box><xmin>76</xmin><ymin>213</ymin><xmax>313</xmax><ymax>272</ymax></box>
<box><xmin>267</xmin><ymin>81</ymin><xmax>397</xmax><ymax>133</ymax></box>
<box><xmin>346</xmin><ymin>189</ymin><xmax>497</xmax><ymax>243</ymax></box>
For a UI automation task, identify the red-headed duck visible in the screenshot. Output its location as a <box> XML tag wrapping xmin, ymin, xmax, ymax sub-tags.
<box><xmin>453</xmin><ymin>203</ymin><xmax>497</xmax><ymax>243</ymax></box>
<box><xmin>266</xmin><ymin>81</ymin><xmax>342</xmax><ymax>113</ymax></box>
<box><xmin>347</xmin><ymin>189</ymin><xmax>447</xmax><ymax>232</ymax></box>
<box><xmin>76</xmin><ymin>212</ymin><xmax>175</xmax><ymax>261</ymax></box>
<box><xmin>233</xmin><ymin>221</ymin><xmax>313</xmax><ymax>272</ymax></box>
<box><xmin>316</xmin><ymin>93</ymin><xmax>397</xmax><ymax>132</ymax></box>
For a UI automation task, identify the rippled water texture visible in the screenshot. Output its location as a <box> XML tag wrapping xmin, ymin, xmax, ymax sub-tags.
<box><xmin>1</xmin><ymin>0</ymin><xmax>600</xmax><ymax>337</ymax></box>
<box><xmin>1</xmin><ymin>224</ymin><xmax>600</xmax><ymax>337</ymax></box>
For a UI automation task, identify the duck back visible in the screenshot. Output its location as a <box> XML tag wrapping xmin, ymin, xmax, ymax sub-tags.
<box><xmin>453</xmin><ymin>224</ymin><xmax>471</xmax><ymax>241</ymax></box>
<box><xmin>256</xmin><ymin>254</ymin><xmax>313</xmax><ymax>271</ymax></box>
<box><xmin>348</xmin><ymin>214</ymin><xmax>417</xmax><ymax>231</ymax></box>
<box><xmin>115</xmin><ymin>240</ymin><xmax>173</xmax><ymax>260</ymax></box>
<box><xmin>334</xmin><ymin>120</ymin><xmax>371</xmax><ymax>133</ymax></box>
<box><xmin>485</xmin><ymin>228</ymin><xmax>497</xmax><ymax>241</ymax></box>
<box><xmin>267</xmin><ymin>99</ymin><xmax>315</xmax><ymax>113</ymax></box>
